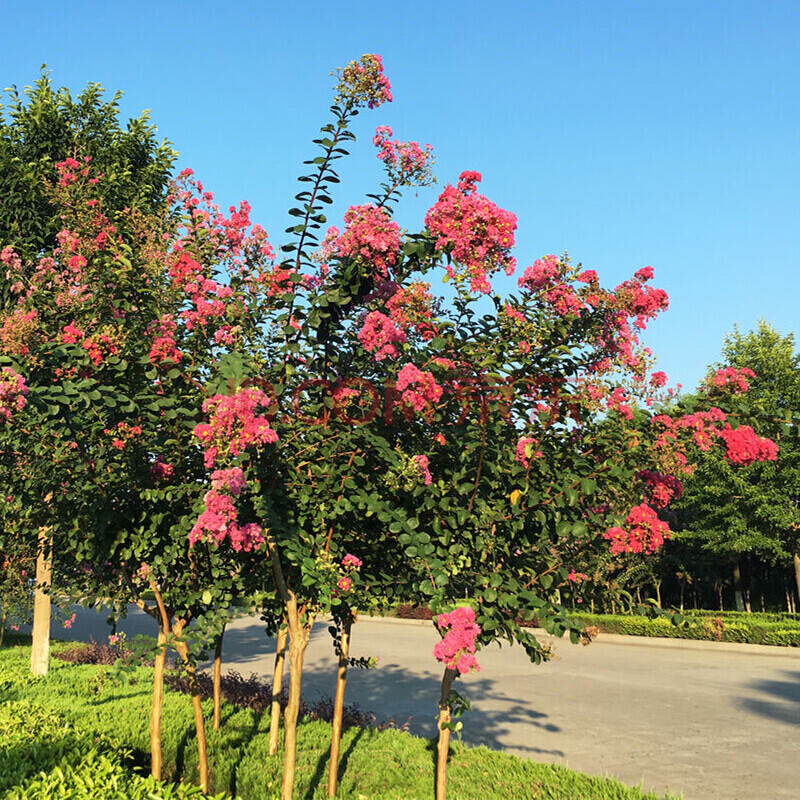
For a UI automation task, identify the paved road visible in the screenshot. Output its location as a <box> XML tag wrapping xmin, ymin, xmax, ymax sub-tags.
<box><xmin>42</xmin><ymin>607</ymin><xmax>800</xmax><ymax>800</ymax></box>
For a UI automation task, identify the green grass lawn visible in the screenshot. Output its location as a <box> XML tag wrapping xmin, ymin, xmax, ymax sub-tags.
<box><xmin>0</xmin><ymin>640</ymin><xmax>680</xmax><ymax>799</ymax></box>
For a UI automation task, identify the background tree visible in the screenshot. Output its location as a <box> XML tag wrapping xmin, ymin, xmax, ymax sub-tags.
<box><xmin>670</xmin><ymin>321</ymin><xmax>800</xmax><ymax>610</ymax></box>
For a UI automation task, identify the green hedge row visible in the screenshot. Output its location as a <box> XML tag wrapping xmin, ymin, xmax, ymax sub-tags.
<box><xmin>0</xmin><ymin>643</ymin><xmax>679</xmax><ymax>800</ymax></box>
<box><xmin>569</xmin><ymin>612</ymin><xmax>800</xmax><ymax>646</ymax></box>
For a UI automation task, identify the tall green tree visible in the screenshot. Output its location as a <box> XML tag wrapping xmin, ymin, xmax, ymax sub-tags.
<box><xmin>672</xmin><ymin>321</ymin><xmax>800</xmax><ymax>609</ymax></box>
<box><xmin>0</xmin><ymin>71</ymin><xmax>175</xmax><ymax>267</ymax></box>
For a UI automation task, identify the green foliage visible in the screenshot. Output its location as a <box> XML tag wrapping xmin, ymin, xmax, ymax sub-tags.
<box><xmin>0</xmin><ymin>71</ymin><xmax>176</xmax><ymax>266</ymax></box>
<box><xmin>570</xmin><ymin>611</ymin><xmax>800</xmax><ymax>646</ymax></box>
<box><xmin>0</xmin><ymin>646</ymin><xmax>678</xmax><ymax>799</ymax></box>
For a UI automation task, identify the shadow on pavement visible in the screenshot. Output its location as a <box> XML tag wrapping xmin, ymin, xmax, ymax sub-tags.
<box><xmin>739</xmin><ymin>670</ymin><xmax>800</xmax><ymax>727</ymax></box>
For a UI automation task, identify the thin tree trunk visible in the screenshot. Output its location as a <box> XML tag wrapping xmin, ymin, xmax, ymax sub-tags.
<box><xmin>150</xmin><ymin>621</ymin><xmax>168</xmax><ymax>780</ymax></box>
<box><xmin>679</xmin><ymin>581</ymin><xmax>685</xmax><ymax>613</ymax></box>
<box><xmin>173</xmin><ymin>621</ymin><xmax>209</xmax><ymax>794</ymax></box>
<box><xmin>30</xmin><ymin>528</ymin><xmax>52</xmax><ymax>677</ymax></box>
<box><xmin>435</xmin><ymin>667</ymin><xmax>458</xmax><ymax>800</ymax></box>
<box><xmin>213</xmin><ymin>625</ymin><xmax>225</xmax><ymax>732</ymax></box>
<box><xmin>793</xmin><ymin>550</ymin><xmax>800</xmax><ymax>606</ymax></box>
<box><xmin>0</xmin><ymin>609</ymin><xmax>6</xmax><ymax>649</ymax></box>
<box><xmin>281</xmin><ymin>593</ymin><xmax>314</xmax><ymax>800</ymax></box>
<box><xmin>148</xmin><ymin>581</ymin><xmax>173</xmax><ymax>781</ymax></box>
<box><xmin>269</xmin><ymin>624</ymin><xmax>288</xmax><ymax>757</ymax></box>
<box><xmin>327</xmin><ymin>612</ymin><xmax>353</xmax><ymax>798</ymax></box>
<box><xmin>733</xmin><ymin>561</ymin><xmax>745</xmax><ymax>611</ymax></box>
<box><xmin>654</xmin><ymin>580</ymin><xmax>662</xmax><ymax>609</ymax></box>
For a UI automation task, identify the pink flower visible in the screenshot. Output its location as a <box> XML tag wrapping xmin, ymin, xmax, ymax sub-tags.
<box><xmin>342</xmin><ymin>554</ymin><xmax>363</xmax><ymax>569</ymax></box>
<box><xmin>425</xmin><ymin>172</ymin><xmax>517</xmax><ymax>293</ymax></box>
<box><xmin>720</xmin><ymin>424</ymin><xmax>778</xmax><ymax>465</ymax></box>
<box><xmin>335</xmin><ymin>204</ymin><xmax>400</xmax><ymax>279</ymax></box>
<box><xmin>515</xmin><ymin>436</ymin><xmax>541</xmax><ymax>467</ymax></box>
<box><xmin>604</xmin><ymin>504</ymin><xmax>670</xmax><ymax>555</ymax></box>
<box><xmin>395</xmin><ymin>364</ymin><xmax>442</xmax><ymax>413</ymax></box>
<box><xmin>211</xmin><ymin>467</ymin><xmax>247</xmax><ymax>496</ymax></box>
<box><xmin>0</xmin><ymin>367</ymin><xmax>28</xmax><ymax>420</ymax></box>
<box><xmin>334</xmin><ymin>53</ymin><xmax>392</xmax><ymax>109</ymax></box>
<box><xmin>413</xmin><ymin>454</ymin><xmax>432</xmax><ymax>485</ymax></box>
<box><xmin>433</xmin><ymin>606</ymin><xmax>481</xmax><ymax>675</ymax></box>
<box><xmin>337</xmin><ymin>576</ymin><xmax>352</xmax><ymax>592</ymax></box>
<box><xmin>193</xmin><ymin>387</ymin><xmax>278</xmax><ymax>467</ymax></box>
<box><xmin>358</xmin><ymin>311</ymin><xmax>406</xmax><ymax>360</ymax></box>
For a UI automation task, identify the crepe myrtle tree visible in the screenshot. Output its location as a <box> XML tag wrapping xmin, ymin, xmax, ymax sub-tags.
<box><xmin>0</xmin><ymin>157</ymin><xmax>280</xmax><ymax>791</ymax></box>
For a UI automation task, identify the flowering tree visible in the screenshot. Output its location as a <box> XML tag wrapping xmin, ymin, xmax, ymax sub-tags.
<box><xmin>0</xmin><ymin>56</ymin><xmax>781</xmax><ymax>800</ymax></box>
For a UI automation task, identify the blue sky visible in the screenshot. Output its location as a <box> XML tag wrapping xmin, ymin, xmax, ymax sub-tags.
<box><xmin>2</xmin><ymin>1</ymin><xmax>799</xmax><ymax>391</ymax></box>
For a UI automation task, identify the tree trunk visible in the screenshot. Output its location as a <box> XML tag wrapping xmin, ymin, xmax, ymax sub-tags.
<box><xmin>733</xmin><ymin>561</ymin><xmax>745</xmax><ymax>611</ymax></box>
<box><xmin>269</xmin><ymin>624</ymin><xmax>288</xmax><ymax>757</ymax></box>
<box><xmin>173</xmin><ymin>621</ymin><xmax>209</xmax><ymax>794</ymax></box>
<box><xmin>435</xmin><ymin>667</ymin><xmax>458</xmax><ymax>800</ymax></box>
<box><xmin>150</xmin><ymin>620</ymin><xmax>168</xmax><ymax>780</ymax></box>
<box><xmin>213</xmin><ymin>626</ymin><xmax>225</xmax><ymax>732</ymax></box>
<box><xmin>679</xmin><ymin>581</ymin><xmax>685</xmax><ymax>613</ymax></box>
<box><xmin>793</xmin><ymin>549</ymin><xmax>800</xmax><ymax>606</ymax></box>
<box><xmin>0</xmin><ymin>609</ymin><xmax>6</xmax><ymax>649</ymax></box>
<box><xmin>30</xmin><ymin>528</ymin><xmax>52</xmax><ymax>677</ymax></box>
<box><xmin>327</xmin><ymin>612</ymin><xmax>353</xmax><ymax>798</ymax></box>
<box><xmin>281</xmin><ymin>594</ymin><xmax>314</xmax><ymax>800</ymax></box>
<box><xmin>653</xmin><ymin>580</ymin><xmax>662</xmax><ymax>608</ymax></box>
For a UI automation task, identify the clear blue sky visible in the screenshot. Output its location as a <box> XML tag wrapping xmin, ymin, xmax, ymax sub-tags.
<box><xmin>3</xmin><ymin>1</ymin><xmax>799</xmax><ymax>391</ymax></box>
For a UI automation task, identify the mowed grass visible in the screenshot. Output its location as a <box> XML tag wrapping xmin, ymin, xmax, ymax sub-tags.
<box><xmin>0</xmin><ymin>641</ymin><xmax>680</xmax><ymax>799</ymax></box>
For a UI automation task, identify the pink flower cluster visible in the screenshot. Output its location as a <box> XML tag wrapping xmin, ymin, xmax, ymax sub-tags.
<box><xmin>614</xmin><ymin>267</ymin><xmax>669</xmax><ymax>330</ymax></box>
<box><xmin>0</xmin><ymin>308</ymin><xmax>38</xmax><ymax>355</ymax></box>
<box><xmin>425</xmin><ymin>171</ymin><xmax>517</xmax><ymax>294</ymax></box>
<box><xmin>567</xmin><ymin>570</ymin><xmax>589</xmax><ymax>582</ymax></box>
<box><xmin>193</xmin><ymin>387</ymin><xmax>278</xmax><ymax>467</ymax></box>
<box><xmin>334</xmin><ymin>53</ymin><xmax>393</xmax><ymax>109</ymax></box>
<box><xmin>518</xmin><ymin>254</ymin><xmax>561</xmax><ymax>291</ymax></box>
<box><xmin>335</xmin><ymin>204</ymin><xmax>401</xmax><ymax>279</ymax></box>
<box><xmin>433</xmin><ymin>606</ymin><xmax>481</xmax><ymax>675</ymax></box>
<box><xmin>413</xmin><ymin>454</ymin><xmax>432</xmax><ymax>485</ymax></box>
<box><xmin>515</xmin><ymin>436</ymin><xmax>542</xmax><ymax>468</ymax></box>
<box><xmin>396</xmin><ymin>364</ymin><xmax>442</xmax><ymax>412</ymax></box>
<box><xmin>211</xmin><ymin>466</ymin><xmax>247</xmax><ymax>495</ymax></box>
<box><xmin>148</xmin><ymin>314</ymin><xmax>182</xmax><ymax>365</ymax></box>
<box><xmin>720</xmin><ymin>424</ymin><xmax>778</xmax><ymax>465</ymax></box>
<box><xmin>0</xmin><ymin>367</ymin><xmax>28</xmax><ymax>420</ymax></box>
<box><xmin>372</xmin><ymin>126</ymin><xmax>435</xmax><ymax>187</ymax></box>
<box><xmin>189</xmin><ymin>488</ymin><xmax>264</xmax><ymax>552</ymax></box>
<box><xmin>358</xmin><ymin>311</ymin><xmax>407</xmax><ymax>360</ymax></box>
<box><xmin>607</xmin><ymin>387</ymin><xmax>634</xmax><ymax>420</ymax></box>
<box><xmin>150</xmin><ymin>457</ymin><xmax>174</xmax><ymax>481</ymax></box>
<box><xmin>385</xmin><ymin>282</ymin><xmax>437</xmax><ymax>340</ymax></box>
<box><xmin>708</xmin><ymin>366</ymin><xmax>756</xmax><ymax>394</ymax></box>
<box><xmin>637</xmin><ymin>470</ymin><xmax>683</xmax><ymax>508</ymax></box>
<box><xmin>603</xmin><ymin>504</ymin><xmax>670</xmax><ymax>555</ymax></box>
<box><xmin>342</xmin><ymin>553</ymin><xmax>362</xmax><ymax>569</ymax></box>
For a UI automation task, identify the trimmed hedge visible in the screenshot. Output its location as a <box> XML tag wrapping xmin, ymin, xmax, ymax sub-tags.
<box><xmin>568</xmin><ymin>612</ymin><xmax>800</xmax><ymax>646</ymax></box>
<box><xmin>0</xmin><ymin>643</ymin><xmax>679</xmax><ymax>800</ymax></box>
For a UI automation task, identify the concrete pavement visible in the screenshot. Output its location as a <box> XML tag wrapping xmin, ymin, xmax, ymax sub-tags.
<box><xmin>39</xmin><ymin>607</ymin><xmax>800</xmax><ymax>800</ymax></box>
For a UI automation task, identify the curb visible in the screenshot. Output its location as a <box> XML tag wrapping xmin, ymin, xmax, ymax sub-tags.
<box><xmin>357</xmin><ymin>614</ymin><xmax>800</xmax><ymax>657</ymax></box>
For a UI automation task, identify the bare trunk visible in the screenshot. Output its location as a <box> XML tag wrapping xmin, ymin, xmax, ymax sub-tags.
<box><xmin>435</xmin><ymin>668</ymin><xmax>458</xmax><ymax>800</ymax></box>
<box><xmin>793</xmin><ymin>550</ymin><xmax>800</xmax><ymax>606</ymax></box>
<box><xmin>654</xmin><ymin>580</ymin><xmax>662</xmax><ymax>609</ymax></box>
<box><xmin>0</xmin><ymin>609</ymin><xmax>6</xmax><ymax>649</ymax></box>
<box><xmin>30</xmin><ymin>528</ymin><xmax>52</xmax><ymax>677</ymax></box>
<box><xmin>679</xmin><ymin>581</ymin><xmax>685</xmax><ymax>613</ymax></box>
<box><xmin>150</xmin><ymin>621</ymin><xmax>168</xmax><ymax>780</ymax></box>
<box><xmin>173</xmin><ymin>622</ymin><xmax>209</xmax><ymax>794</ymax></box>
<box><xmin>281</xmin><ymin>594</ymin><xmax>314</xmax><ymax>800</ymax></box>
<box><xmin>269</xmin><ymin>625</ymin><xmax>288</xmax><ymax>756</ymax></box>
<box><xmin>733</xmin><ymin>562</ymin><xmax>745</xmax><ymax>611</ymax></box>
<box><xmin>327</xmin><ymin>613</ymin><xmax>353</xmax><ymax>798</ymax></box>
<box><xmin>213</xmin><ymin>626</ymin><xmax>225</xmax><ymax>732</ymax></box>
